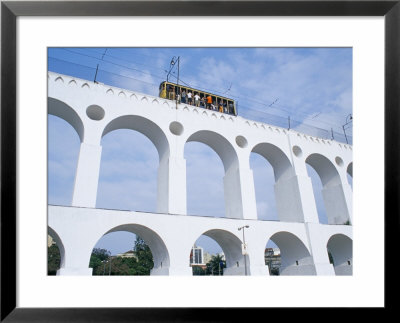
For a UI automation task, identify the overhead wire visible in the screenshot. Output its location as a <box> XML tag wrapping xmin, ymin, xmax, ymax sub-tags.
<box><xmin>48</xmin><ymin>56</ymin><xmax>161</xmax><ymax>88</ymax></box>
<box><xmin>60</xmin><ymin>48</ymin><xmax>167</xmax><ymax>81</ymax></box>
<box><xmin>58</xmin><ymin>48</ymin><xmax>351</xmax><ymax>124</ymax></box>
<box><xmin>49</xmin><ymin>50</ymin><xmax>351</xmax><ymax>135</ymax></box>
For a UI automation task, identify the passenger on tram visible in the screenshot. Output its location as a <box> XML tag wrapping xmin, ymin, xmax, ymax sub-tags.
<box><xmin>211</xmin><ymin>101</ymin><xmax>216</xmax><ymax>111</ymax></box>
<box><xmin>187</xmin><ymin>91</ymin><xmax>193</xmax><ymax>105</ymax></box>
<box><xmin>206</xmin><ymin>95</ymin><xmax>212</xmax><ymax>109</ymax></box>
<box><xmin>181</xmin><ymin>90</ymin><xmax>186</xmax><ymax>103</ymax></box>
<box><xmin>200</xmin><ymin>96</ymin><xmax>205</xmax><ymax>108</ymax></box>
<box><xmin>228</xmin><ymin>101</ymin><xmax>234</xmax><ymax>114</ymax></box>
<box><xmin>218</xmin><ymin>100</ymin><xmax>223</xmax><ymax>113</ymax></box>
<box><xmin>194</xmin><ymin>93</ymin><xmax>200</xmax><ymax>107</ymax></box>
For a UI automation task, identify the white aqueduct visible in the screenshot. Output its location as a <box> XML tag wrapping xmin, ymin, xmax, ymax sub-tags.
<box><xmin>48</xmin><ymin>72</ymin><xmax>353</xmax><ymax>276</ymax></box>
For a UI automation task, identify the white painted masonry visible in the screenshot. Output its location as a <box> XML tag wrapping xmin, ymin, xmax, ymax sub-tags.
<box><xmin>48</xmin><ymin>72</ymin><xmax>353</xmax><ymax>276</ymax></box>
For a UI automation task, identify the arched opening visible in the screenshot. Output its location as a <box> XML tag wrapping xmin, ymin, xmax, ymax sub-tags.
<box><xmin>250</xmin><ymin>143</ymin><xmax>293</xmax><ymax>221</ymax></box>
<box><xmin>306</xmin><ymin>164</ymin><xmax>328</xmax><ymax>224</ymax></box>
<box><xmin>48</xmin><ymin>114</ymin><xmax>81</xmax><ymax>206</ymax></box>
<box><xmin>48</xmin><ymin>226</ymin><xmax>65</xmax><ymax>275</ymax></box>
<box><xmin>347</xmin><ymin>162</ymin><xmax>353</xmax><ymax>189</ymax></box>
<box><xmin>185</xmin><ymin>142</ymin><xmax>225</xmax><ymax>217</ymax></box>
<box><xmin>306</xmin><ymin>153</ymin><xmax>350</xmax><ymax>225</ymax></box>
<box><xmin>327</xmin><ymin>234</ymin><xmax>353</xmax><ymax>276</ymax></box>
<box><xmin>99</xmin><ymin>115</ymin><xmax>170</xmax><ymax>213</ymax></box>
<box><xmin>190</xmin><ymin>229</ymin><xmax>247</xmax><ymax>275</ymax></box>
<box><xmin>48</xmin><ymin>97</ymin><xmax>84</xmax><ymax>142</ymax></box>
<box><xmin>264</xmin><ymin>240</ymin><xmax>281</xmax><ymax>275</ymax></box>
<box><xmin>96</xmin><ymin>129</ymin><xmax>158</xmax><ymax>212</ymax></box>
<box><xmin>90</xmin><ymin>224</ymin><xmax>170</xmax><ymax>276</ymax></box>
<box><xmin>102</xmin><ymin>115</ymin><xmax>169</xmax><ymax>162</ymax></box>
<box><xmin>185</xmin><ymin>130</ymin><xmax>241</xmax><ymax>219</ymax></box>
<box><xmin>267</xmin><ymin>231</ymin><xmax>316</xmax><ymax>275</ymax></box>
<box><xmin>189</xmin><ymin>235</ymin><xmax>225</xmax><ymax>275</ymax></box>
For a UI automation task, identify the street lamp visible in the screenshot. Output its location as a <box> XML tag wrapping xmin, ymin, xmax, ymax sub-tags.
<box><xmin>342</xmin><ymin>113</ymin><xmax>353</xmax><ymax>144</ymax></box>
<box><xmin>238</xmin><ymin>225</ymin><xmax>249</xmax><ymax>276</ymax></box>
<box><xmin>102</xmin><ymin>260</ymin><xmax>106</xmax><ymax>275</ymax></box>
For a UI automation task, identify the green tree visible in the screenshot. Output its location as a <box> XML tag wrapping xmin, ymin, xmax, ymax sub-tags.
<box><xmin>90</xmin><ymin>248</ymin><xmax>111</xmax><ymax>275</ymax></box>
<box><xmin>106</xmin><ymin>257</ymin><xmax>139</xmax><ymax>275</ymax></box>
<box><xmin>206</xmin><ymin>254</ymin><xmax>226</xmax><ymax>275</ymax></box>
<box><xmin>133</xmin><ymin>236</ymin><xmax>154</xmax><ymax>275</ymax></box>
<box><xmin>192</xmin><ymin>266</ymin><xmax>206</xmax><ymax>275</ymax></box>
<box><xmin>89</xmin><ymin>237</ymin><xmax>155</xmax><ymax>276</ymax></box>
<box><xmin>48</xmin><ymin>244</ymin><xmax>61</xmax><ymax>275</ymax></box>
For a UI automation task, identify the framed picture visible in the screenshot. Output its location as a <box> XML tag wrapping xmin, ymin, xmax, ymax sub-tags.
<box><xmin>1</xmin><ymin>0</ymin><xmax>398</xmax><ymax>320</ymax></box>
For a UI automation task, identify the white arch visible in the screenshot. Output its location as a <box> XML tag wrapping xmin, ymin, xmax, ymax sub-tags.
<box><xmin>306</xmin><ymin>153</ymin><xmax>350</xmax><ymax>224</ymax></box>
<box><xmin>185</xmin><ymin>130</ymin><xmax>244</xmax><ymax>219</ymax></box>
<box><xmin>251</xmin><ymin>142</ymin><xmax>293</xmax><ymax>182</ymax></box>
<box><xmin>347</xmin><ymin>162</ymin><xmax>353</xmax><ymax>177</ymax></box>
<box><xmin>186</xmin><ymin>130</ymin><xmax>239</xmax><ymax>173</ymax></box>
<box><xmin>193</xmin><ymin>229</ymin><xmax>247</xmax><ymax>275</ymax></box>
<box><xmin>95</xmin><ymin>223</ymin><xmax>170</xmax><ymax>275</ymax></box>
<box><xmin>268</xmin><ymin>231</ymin><xmax>316</xmax><ymax>275</ymax></box>
<box><xmin>102</xmin><ymin>115</ymin><xmax>170</xmax><ymax>162</ymax></box>
<box><xmin>48</xmin><ymin>97</ymin><xmax>84</xmax><ymax>142</ymax></box>
<box><xmin>100</xmin><ymin>115</ymin><xmax>172</xmax><ymax>213</ymax></box>
<box><xmin>306</xmin><ymin>153</ymin><xmax>341</xmax><ymax>187</ymax></box>
<box><xmin>48</xmin><ymin>226</ymin><xmax>66</xmax><ymax>270</ymax></box>
<box><xmin>327</xmin><ymin>234</ymin><xmax>353</xmax><ymax>276</ymax></box>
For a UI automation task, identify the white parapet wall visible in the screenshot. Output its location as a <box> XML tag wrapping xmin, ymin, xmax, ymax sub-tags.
<box><xmin>47</xmin><ymin>72</ymin><xmax>353</xmax><ymax>276</ymax></box>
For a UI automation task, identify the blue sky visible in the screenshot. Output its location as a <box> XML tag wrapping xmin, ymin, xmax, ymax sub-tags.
<box><xmin>48</xmin><ymin>47</ymin><xmax>352</xmax><ymax>256</ymax></box>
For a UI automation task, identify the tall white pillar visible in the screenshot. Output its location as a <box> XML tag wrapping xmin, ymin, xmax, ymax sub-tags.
<box><xmin>341</xmin><ymin>174</ymin><xmax>353</xmax><ymax>224</ymax></box>
<box><xmin>223</xmin><ymin>166</ymin><xmax>257</xmax><ymax>220</ymax></box>
<box><xmin>157</xmin><ymin>156</ymin><xmax>187</xmax><ymax>215</ymax></box>
<box><xmin>274</xmin><ymin>174</ymin><xmax>320</xmax><ymax>223</ymax></box>
<box><xmin>305</xmin><ymin>223</ymin><xmax>335</xmax><ymax>275</ymax></box>
<box><xmin>246</xmin><ymin>235</ymin><xmax>269</xmax><ymax>276</ymax></box>
<box><xmin>322</xmin><ymin>183</ymin><xmax>351</xmax><ymax>224</ymax></box>
<box><xmin>72</xmin><ymin>142</ymin><xmax>102</xmax><ymax>208</ymax></box>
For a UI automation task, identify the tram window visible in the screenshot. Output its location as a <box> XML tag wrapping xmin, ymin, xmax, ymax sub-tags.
<box><xmin>228</xmin><ymin>101</ymin><xmax>234</xmax><ymax>115</ymax></box>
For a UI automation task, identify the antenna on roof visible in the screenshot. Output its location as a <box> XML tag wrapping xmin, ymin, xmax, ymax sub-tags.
<box><xmin>223</xmin><ymin>83</ymin><xmax>232</xmax><ymax>94</ymax></box>
<box><xmin>94</xmin><ymin>48</ymin><xmax>108</xmax><ymax>84</ymax></box>
<box><xmin>268</xmin><ymin>98</ymin><xmax>279</xmax><ymax>108</ymax></box>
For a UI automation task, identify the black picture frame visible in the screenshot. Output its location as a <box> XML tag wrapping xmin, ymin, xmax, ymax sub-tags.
<box><xmin>1</xmin><ymin>1</ymin><xmax>398</xmax><ymax>321</ymax></box>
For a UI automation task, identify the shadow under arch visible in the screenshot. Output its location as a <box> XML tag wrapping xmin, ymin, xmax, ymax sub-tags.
<box><xmin>48</xmin><ymin>97</ymin><xmax>84</xmax><ymax>142</ymax></box>
<box><xmin>327</xmin><ymin>234</ymin><xmax>353</xmax><ymax>276</ymax></box>
<box><xmin>268</xmin><ymin>231</ymin><xmax>316</xmax><ymax>275</ymax></box>
<box><xmin>251</xmin><ymin>142</ymin><xmax>297</xmax><ymax>222</ymax></box>
<box><xmin>346</xmin><ymin>162</ymin><xmax>353</xmax><ymax>189</ymax></box>
<box><xmin>192</xmin><ymin>229</ymin><xmax>247</xmax><ymax>275</ymax></box>
<box><xmin>347</xmin><ymin>162</ymin><xmax>353</xmax><ymax>178</ymax></box>
<box><xmin>251</xmin><ymin>142</ymin><xmax>293</xmax><ymax>182</ymax></box>
<box><xmin>95</xmin><ymin>224</ymin><xmax>170</xmax><ymax>276</ymax></box>
<box><xmin>306</xmin><ymin>153</ymin><xmax>341</xmax><ymax>187</ymax></box>
<box><xmin>306</xmin><ymin>153</ymin><xmax>350</xmax><ymax>224</ymax></box>
<box><xmin>185</xmin><ymin>130</ymin><xmax>243</xmax><ymax>218</ymax></box>
<box><xmin>102</xmin><ymin>115</ymin><xmax>170</xmax><ymax>162</ymax></box>
<box><xmin>48</xmin><ymin>226</ymin><xmax>66</xmax><ymax>272</ymax></box>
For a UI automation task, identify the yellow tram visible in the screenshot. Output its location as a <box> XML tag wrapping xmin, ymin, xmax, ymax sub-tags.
<box><xmin>159</xmin><ymin>81</ymin><xmax>237</xmax><ymax>116</ymax></box>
